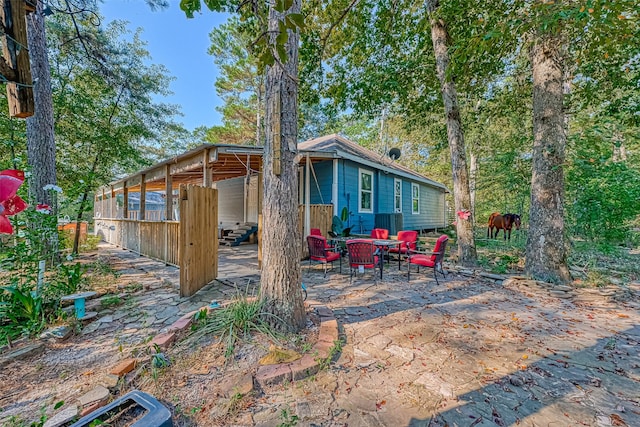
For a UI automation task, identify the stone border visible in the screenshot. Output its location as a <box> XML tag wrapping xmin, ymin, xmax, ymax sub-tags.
<box><xmin>254</xmin><ymin>300</ymin><xmax>341</xmax><ymax>387</ymax></box>
<box><xmin>449</xmin><ymin>266</ymin><xmax>639</xmax><ymax>303</ymax></box>
<box><xmin>53</xmin><ymin>299</ymin><xmax>340</xmax><ymax>424</ymax></box>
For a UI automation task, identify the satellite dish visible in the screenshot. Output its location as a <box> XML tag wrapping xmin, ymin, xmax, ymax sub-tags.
<box><xmin>388</xmin><ymin>147</ymin><xmax>401</xmax><ymax>160</ymax></box>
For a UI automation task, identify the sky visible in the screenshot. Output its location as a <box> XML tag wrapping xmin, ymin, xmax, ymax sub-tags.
<box><xmin>100</xmin><ymin>0</ymin><xmax>229</xmax><ymax>131</ymax></box>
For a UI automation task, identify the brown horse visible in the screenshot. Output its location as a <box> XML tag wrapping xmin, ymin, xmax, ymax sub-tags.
<box><xmin>487</xmin><ymin>212</ymin><xmax>521</xmax><ymax>241</ymax></box>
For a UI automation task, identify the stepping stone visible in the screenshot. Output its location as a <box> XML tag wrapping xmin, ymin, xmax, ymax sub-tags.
<box><xmin>78</xmin><ymin>385</ymin><xmax>110</xmax><ymax>407</ymax></box>
<box><xmin>40</xmin><ymin>325</ymin><xmax>72</xmax><ymax>341</ymax></box>
<box><xmin>79</xmin><ymin>311</ymin><xmax>98</xmax><ymax>322</ymax></box>
<box><xmin>61</xmin><ymin>291</ymin><xmax>98</xmax><ymax>318</ymax></box>
<box><xmin>0</xmin><ymin>343</ymin><xmax>44</xmax><ymax>366</ymax></box>
<box><xmin>43</xmin><ymin>406</ymin><xmax>78</xmax><ymax>427</ymax></box>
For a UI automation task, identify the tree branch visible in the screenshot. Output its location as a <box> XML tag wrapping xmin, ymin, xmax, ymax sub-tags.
<box><xmin>320</xmin><ymin>0</ymin><xmax>360</xmax><ymax>55</ymax></box>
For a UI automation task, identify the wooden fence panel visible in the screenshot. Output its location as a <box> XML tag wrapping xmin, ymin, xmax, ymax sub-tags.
<box><xmin>95</xmin><ymin>219</ymin><xmax>179</xmax><ymax>267</ymax></box>
<box><xmin>179</xmin><ymin>185</ymin><xmax>218</xmax><ymax>297</ymax></box>
<box><xmin>298</xmin><ymin>204</ymin><xmax>333</xmax><ymax>258</ymax></box>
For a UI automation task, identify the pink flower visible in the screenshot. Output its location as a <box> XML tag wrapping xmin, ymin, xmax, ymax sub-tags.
<box><xmin>456</xmin><ymin>210</ymin><xmax>471</xmax><ymax>220</ymax></box>
<box><xmin>0</xmin><ymin>170</ymin><xmax>28</xmax><ymax>234</ymax></box>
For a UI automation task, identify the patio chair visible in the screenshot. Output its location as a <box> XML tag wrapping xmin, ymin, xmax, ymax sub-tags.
<box><xmin>311</xmin><ymin>228</ymin><xmax>334</xmax><ymax>250</ymax></box>
<box><xmin>407</xmin><ymin>235</ymin><xmax>449</xmax><ymax>285</ymax></box>
<box><xmin>371</xmin><ymin>228</ymin><xmax>390</xmax><ymax>263</ymax></box>
<box><xmin>346</xmin><ymin>239</ymin><xmax>381</xmax><ymax>283</ymax></box>
<box><xmin>370</xmin><ymin>228</ymin><xmax>389</xmax><ymax>239</ymax></box>
<box><xmin>388</xmin><ymin>230</ymin><xmax>418</xmax><ymax>262</ymax></box>
<box><xmin>307</xmin><ymin>235</ymin><xmax>341</xmax><ymax>278</ymax></box>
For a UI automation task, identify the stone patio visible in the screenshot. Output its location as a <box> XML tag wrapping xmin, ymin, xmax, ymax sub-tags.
<box><xmin>1</xmin><ymin>242</ymin><xmax>639</xmax><ymax>427</ymax></box>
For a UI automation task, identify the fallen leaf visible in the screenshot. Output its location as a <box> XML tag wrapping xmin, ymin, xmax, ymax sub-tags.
<box><xmin>617</xmin><ymin>314</ymin><xmax>630</xmax><ymax>318</ymax></box>
<box><xmin>376</xmin><ymin>400</ymin><xmax>386</xmax><ymax>410</ymax></box>
<box><xmin>610</xmin><ymin>414</ymin><xmax>627</xmax><ymax>426</ymax></box>
<box><xmin>522</xmin><ymin>354</ymin><xmax>528</xmax><ymax>360</ymax></box>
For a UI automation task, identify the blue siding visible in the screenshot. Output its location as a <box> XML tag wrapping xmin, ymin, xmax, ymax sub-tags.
<box><xmin>376</xmin><ymin>173</ymin><xmax>395</xmax><ymax>214</ymax></box>
<box><xmin>300</xmin><ymin>160</ymin><xmax>333</xmax><ymax>205</ymax></box>
<box><xmin>299</xmin><ymin>158</ymin><xmax>447</xmax><ymax>234</ymax></box>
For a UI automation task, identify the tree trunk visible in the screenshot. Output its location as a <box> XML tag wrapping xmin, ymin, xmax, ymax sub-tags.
<box><xmin>469</xmin><ymin>150</ymin><xmax>477</xmax><ymax>228</ymax></box>
<box><xmin>525</xmin><ymin>33</ymin><xmax>571</xmax><ymax>284</ymax></box>
<box><xmin>427</xmin><ymin>1</ymin><xmax>476</xmax><ymax>266</ymax></box>
<box><xmin>260</xmin><ymin>0</ymin><xmax>305</xmax><ymax>332</ymax></box>
<box><xmin>72</xmin><ymin>191</ymin><xmax>89</xmax><ymax>254</ymax></box>
<box><xmin>25</xmin><ymin>2</ymin><xmax>57</xmax><ymax>209</ymax></box>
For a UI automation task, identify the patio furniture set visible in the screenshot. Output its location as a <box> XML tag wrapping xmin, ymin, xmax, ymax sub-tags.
<box><xmin>306</xmin><ymin>228</ymin><xmax>449</xmax><ymax>284</ymax></box>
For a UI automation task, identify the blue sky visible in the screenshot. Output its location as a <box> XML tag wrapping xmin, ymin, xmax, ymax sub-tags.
<box><xmin>100</xmin><ymin>0</ymin><xmax>229</xmax><ymax>131</ymax></box>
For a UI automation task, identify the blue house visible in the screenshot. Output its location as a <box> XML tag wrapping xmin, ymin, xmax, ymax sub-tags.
<box><xmin>298</xmin><ymin>134</ymin><xmax>449</xmax><ymax>234</ymax></box>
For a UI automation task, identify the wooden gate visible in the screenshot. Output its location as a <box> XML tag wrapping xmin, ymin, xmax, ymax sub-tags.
<box><xmin>179</xmin><ymin>185</ymin><xmax>218</xmax><ymax>297</ymax></box>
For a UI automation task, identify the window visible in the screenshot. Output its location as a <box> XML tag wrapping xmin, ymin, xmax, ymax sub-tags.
<box><xmin>359</xmin><ymin>169</ymin><xmax>373</xmax><ymax>213</ymax></box>
<box><xmin>394</xmin><ymin>178</ymin><xmax>402</xmax><ymax>213</ymax></box>
<box><xmin>411</xmin><ymin>183</ymin><xmax>420</xmax><ymax>214</ymax></box>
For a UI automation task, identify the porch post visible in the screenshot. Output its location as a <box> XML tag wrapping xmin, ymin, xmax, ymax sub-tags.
<box><xmin>122</xmin><ymin>181</ymin><xmax>129</xmax><ymax>219</ymax></box>
<box><xmin>139</xmin><ymin>174</ymin><xmax>146</xmax><ymax>220</ymax></box>
<box><xmin>165</xmin><ymin>164</ymin><xmax>173</xmax><ymax>221</ymax></box>
<box><xmin>304</xmin><ymin>153</ymin><xmax>310</xmax><ymax>238</ymax></box>
<box><xmin>332</xmin><ymin>159</ymin><xmax>339</xmax><ymax>217</ymax></box>
<box><xmin>110</xmin><ymin>185</ymin><xmax>115</xmax><ymax>218</ymax></box>
<box><xmin>203</xmin><ymin>149</ymin><xmax>211</xmax><ymax>187</ymax></box>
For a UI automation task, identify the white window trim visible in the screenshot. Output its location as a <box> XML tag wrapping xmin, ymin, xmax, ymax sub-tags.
<box><xmin>394</xmin><ymin>178</ymin><xmax>402</xmax><ymax>213</ymax></box>
<box><xmin>411</xmin><ymin>183</ymin><xmax>420</xmax><ymax>215</ymax></box>
<box><xmin>358</xmin><ymin>168</ymin><xmax>374</xmax><ymax>213</ymax></box>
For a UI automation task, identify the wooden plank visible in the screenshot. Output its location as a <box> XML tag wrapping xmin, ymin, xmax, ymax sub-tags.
<box><xmin>299</xmin><ymin>204</ymin><xmax>333</xmax><ymax>258</ymax></box>
<box><xmin>203</xmin><ymin>149</ymin><xmax>211</xmax><ymax>187</ymax></box>
<box><xmin>126</xmin><ymin>175</ymin><xmax>142</xmax><ymax>187</ymax></box>
<box><xmin>139</xmin><ymin>174</ymin><xmax>146</xmax><ymax>220</ymax></box>
<box><xmin>179</xmin><ymin>184</ymin><xmax>218</xmax><ymax>297</ymax></box>
<box><xmin>170</xmin><ymin>152</ymin><xmax>204</xmax><ymax>175</ymax></box>
<box><xmin>165</xmin><ymin>164</ymin><xmax>173</xmax><ymax>220</ymax></box>
<box><xmin>122</xmin><ymin>181</ymin><xmax>129</xmax><ymax>219</ymax></box>
<box><xmin>145</xmin><ymin>166</ymin><xmax>166</xmax><ymax>183</ymax></box>
<box><xmin>1</xmin><ymin>0</ymin><xmax>34</xmax><ymax>118</ymax></box>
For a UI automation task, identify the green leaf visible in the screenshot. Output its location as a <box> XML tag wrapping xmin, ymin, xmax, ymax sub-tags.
<box><xmin>259</xmin><ymin>51</ymin><xmax>275</xmax><ymax>68</ymax></box>
<box><xmin>203</xmin><ymin>0</ymin><xmax>223</xmax><ymax>11</ymax></box>
<box><xmin>275</xmin><ymin>0</ymin><xmax>285</xmax><ymax>13</ymax></box>
<box><xmin>287</xmin><ymin>13</ymin><xmax>305</xmax><ymax>29</ymax></box>
<box><xmin>276</xmin><ymin>44</ymin><xmax>288</xmax><ymax>63</ymax></box>
<box><xmin>277</xmin><ymin>21</ymin><xmax>288</xmax><ymax>45</ymax></box>
<box><xmin>179</xmin><ymin>0</ymin><xmax>201</xmax><ymax>18</ymax></box>
<box><xmin>54</xmin><ymin>401</ymin><xmax>65</xmax><ymax>410</ymax></box>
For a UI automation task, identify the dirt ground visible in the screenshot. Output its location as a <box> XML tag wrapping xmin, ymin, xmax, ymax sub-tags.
<box><xmin>1</xmin><ymin>244</ymin><xmax>639</xmax><ymax>427</ymax></box>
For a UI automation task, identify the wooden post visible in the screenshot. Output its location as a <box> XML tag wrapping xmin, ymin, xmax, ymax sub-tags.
<box><xmin>110</xmin><ymin>186</ymin><xmax>115</xmax><ymax>219</ymax></box>
<box><xmin>0</xmin><ymin>0</ymin><xmax>34</xmax><ymax>118</ymax></box>
<box><xmin>332</xmin><ymin>159</ymin><xmax>339</xmax><ymax>217</ymax></box>
<box><xmin>165</xmin><ymin>164</ymin><xmax>173</xmax><ymax>221</ymax></box>
<box><xmin>122</xmin><ymin>181</ymin><xmax>129</xmax><ymax>219</ymax></box>
<box><xmin>101</xmin><ymin>188</ymin><xmax>105</xmax><ymax>218</ymax></box>
<box><xmin>304</xmin><ymin>153</ymin><xmax>310</xmax><ymax>238</ymax></box>
<box><xmin>139</xmin><ymin>174</ymin><xmax>146</xmax><ymax>220</ymax></box>
<box><xmin>203</xmin><ymin>149</ymin><xmax>211</xmax><ymax>187</ymax></box>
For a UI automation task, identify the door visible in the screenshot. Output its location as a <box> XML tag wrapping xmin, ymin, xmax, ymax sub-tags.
<box><xmin>179</xmin><ymin>184</ymin><xmax>218</xmax><ymax>297</ymax></box>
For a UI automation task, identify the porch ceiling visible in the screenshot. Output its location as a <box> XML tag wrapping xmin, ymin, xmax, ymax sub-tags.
<box><xmin>98</xmin><ymin>143</ymin><xmax>337</xmax><ymax>195</ymax></box>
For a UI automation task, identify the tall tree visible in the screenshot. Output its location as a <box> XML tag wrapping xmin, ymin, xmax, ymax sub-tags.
<box><xmin>182</xmin><ymin>0</ymin><xmax>307</xmax><ymax>332</ymax></box>
<box><xmin>25</xmin><ymin>1</ymin><xmax>56</xmax><ymax>208</ymax></box>
<box><xmin>426</xmin><ymin>0</ymin><xmax>476</xmax><ymax>266</ymax></box>
<box><xmin>526</xmin><ymin>29</ymin><xmax>571</xmax><ymax>283</ymax></box>
<box><xmin>48</xmin><ymin>7</ymin><xmax>182</xmax><ymax>253</ymax></box>
<box><xmin>206</xmin><ymin>18</ymin><xmax>264</xmax><ymax>145</ymax></box>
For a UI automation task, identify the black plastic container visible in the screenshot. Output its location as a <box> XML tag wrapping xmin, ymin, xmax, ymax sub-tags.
<box><xmin>70</xmin><ymin>390</ymin><xmax>172</xmax><ymax>427</ymax></box>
